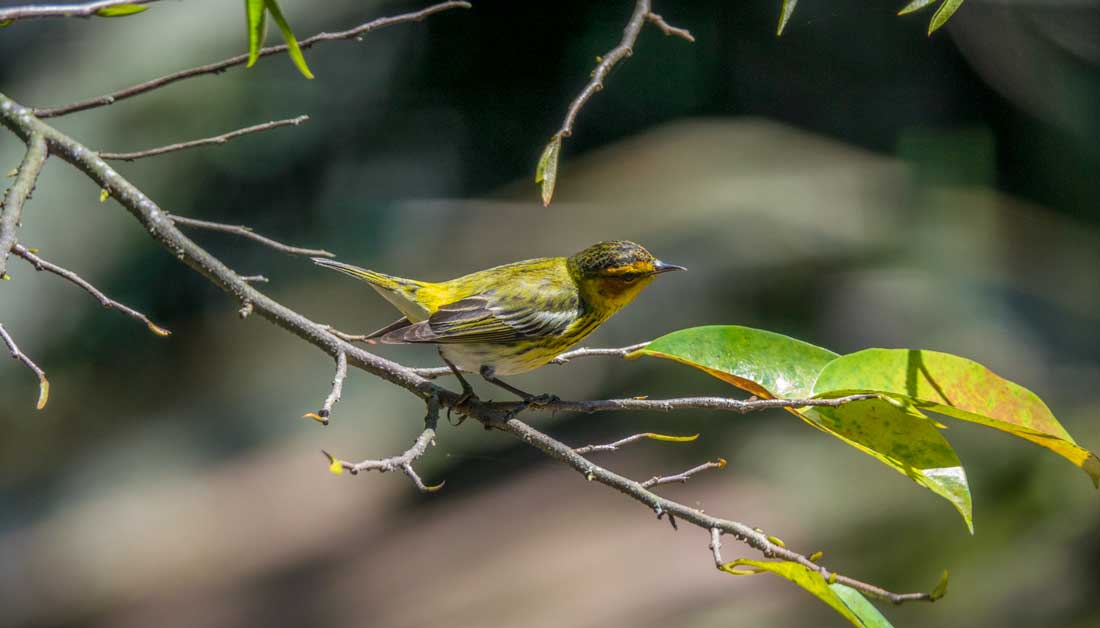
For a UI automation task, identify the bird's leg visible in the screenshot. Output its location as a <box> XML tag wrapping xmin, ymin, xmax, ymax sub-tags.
<box><xmin>479</xmin><ymin>365</ymin><xmax>559</xmax><ymax>419</ymax></box>
<box><xmin>439</xmin><ymin>349</ymin><xmax>476</xmax><ymax>425</ymax></box>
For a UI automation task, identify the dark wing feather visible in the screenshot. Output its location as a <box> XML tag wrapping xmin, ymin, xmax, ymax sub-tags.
<box><xmin>378</xmin><ymin>291</ymin><xmax>579</xmax><ymax>345</ymax></box>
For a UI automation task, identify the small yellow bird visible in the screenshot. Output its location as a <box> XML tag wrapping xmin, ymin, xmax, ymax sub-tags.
<box><xmin>313</xmin><ymin>240</ymin><xmax>684</xmax><ymax>401</ymax></box>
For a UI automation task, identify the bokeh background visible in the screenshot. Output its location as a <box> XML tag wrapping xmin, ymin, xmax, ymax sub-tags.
<box><xmin>2</xmin><ymin>0</ymin><xmax>1099</xmax><ymax>626</ymax></box>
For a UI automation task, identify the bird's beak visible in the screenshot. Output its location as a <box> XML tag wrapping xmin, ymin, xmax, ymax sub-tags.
<box><xmin>653</xmin><ymin>260</ymin><xmax>687</xmax><ymax>274</ymax></box>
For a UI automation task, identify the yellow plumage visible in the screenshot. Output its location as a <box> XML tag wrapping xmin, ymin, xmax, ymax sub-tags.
<box><xmin>313</xmin><ymin>240</ymin><xmax>684</xmax><ymax>378</ymax></box>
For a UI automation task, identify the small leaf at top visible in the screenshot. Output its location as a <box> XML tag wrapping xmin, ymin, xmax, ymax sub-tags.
<box><xmin>928</xmin><ymin>0</ymin><xmax>965</xmax><ymax>34</ymax></box>
<box><xmin>930</xmin><ymin>569</ymin><xmax>949</xmax><ymax>600</ymax></box>
<box><xmin>95</xmin><ymin>3</ymin><xmax>149</xmax><ymax>17</ymax></box>
<box><xmin>721</xmin><ymin>559</ymin><xmax>895</xmax><ymax>628</ymax></box>
<box><xmin>777</xmin><ymin>0</ymin><xmax>798</xmax><ymax>36</ymax></box>
<box><xmin>535</xmin><ymin>134</ymin><xmax>562</xmax><ymax>207</ymax></box>
<box><xmin>813</xmin><ymin>348</ymin><xmax>1100</xmax><ymax>487</ymax></box>
<box><xmin>264</xmin><ymin>0</ymin><xmax>314</xmax><ymax>79</ymax></box>
<box><xmin>897</xmin><ymin>0</ymin><xmax>938</xmax><ymax>15</ymax></box>
<box><xmin>245</xmin><ymin>0</ymin><xmax>266</xmax><ymax>68</ymax></box>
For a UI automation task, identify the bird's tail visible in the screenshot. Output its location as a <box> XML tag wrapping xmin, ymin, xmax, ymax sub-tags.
<box><xmin>311</xmin><ymin>257</ymin><xmax>421</xmax><ymax>291</ymax></box>
<box><xmin>312</xmin><ymin>257</ymin><xmax>433</xmax><ymax>321</ymax></box>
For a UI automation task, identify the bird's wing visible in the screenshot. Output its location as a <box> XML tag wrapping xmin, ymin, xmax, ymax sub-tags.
<box><xmin>378</xmin><ymin>291</ymin><xmax>580</xmax><ymax>344</ymax></box>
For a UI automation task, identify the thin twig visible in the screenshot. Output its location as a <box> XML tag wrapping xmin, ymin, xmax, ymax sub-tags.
<box><xmin>645</xmin><ymin>12</ymin><xmax>695</xmax><ymax>41</ymax></box>
<box><xmin>12</xmin><ymin>243</ymin><xmax>171</xmax><ymax>336</ymax></box>
<box><xmin>32</xmin><ymin>1</ymin><xmax>473</xmax><ymax>118</ymax></box>
<box><xmin>169</xmin><ymin>214</ymin><xmax>334</xmax><ymax>258</ymax></box>
<box><xmin>304</xmin><ymin>351</ymin><xmax>347</xmax><ymax>425</ymax></box>
<box><xmin>640</xmin><ymin>459</ymin><xmax>726</xmax><ymax>489</ymax></box>
<box><xmin>325</xmin><ymin>396</ymin><xmax>443</xmax><ymax>492</ymax></box>
<box><xmin>413</xmin><ymin>341</ymin><xmax>651</xmax><ymax>378</ymax></box>
<box><xmin>98</xmin><ymin>116</ymin><xmax>309</xmax><ymax>161</ymax></box>
<box><xmin>0</xmin><ymin>0</ymin><xmax>157</xmax><ymax>22</ymax></box>
<box><xmin>0</xmin><ymin>132</ymin><xmax>47</xmax><ymax>279</ymax></box>
<box><xmin>574</xmin><ymin>431</ymin><xmax>695</xmax><ymax>455</ymax></box>
<box><xmin>554</xmin><ymin>2</ymin><xmax>692</xmax><ymax>140</ymax></box>
<box><xmin>0</xmin><ymin>322</ymin><xmax>49</xmax><ymax>409</ymax></box>
<box><xmin>0</xmin><ymin>90</ymin><xmax>933</xmax><ymax>607</ymax></box>
<box><xmin>497</xmin><ymin>393</ymin><xmax>880</xmax><ymax>417</ymax></box>
<box><xmin>709</xmin><ymin>528</ymin><xmax>724</xmax><ymax>568</ymax></box>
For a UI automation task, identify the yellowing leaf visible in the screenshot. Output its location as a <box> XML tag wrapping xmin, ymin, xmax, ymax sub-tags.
<box><xmin>264</xmin><ymin>0</ymin><xmax>313</xmax><ymax>79</ymax></box>
<box><xmin>36</xmin><ymin>374</ymin><xmax>49</xmax><ymax>410</ymax></box>
<box><xmin>322</xmin><ymin>450</ymin><xmax>343</xmax><ymax>475</ymax></box>
<box><xmin>644</xmin><ymin>432</ymin><xmax>699</xmax><ymax>443</ymax></box>
<box><xmin>777</xmin><ymin>0</ymin><xmax>798</xmax><ymax>35</ymax></box>
<box><xmin>813</xmin><ymin>348</ymin><xmax>1100</xmax><ymax>487</ymax></box>
<box><xmin>99</xmin><ymin>188</ymin><xmax>109</xmax><ymax>203</ymax></box>
<box><xmin>95</xmin><ymin>3</ymin><xmax>149</xmax><ymax>17</ymax></box>
<box><xmin>535</xmin><ymin>135</ymin><xmax>562</xmax><ymax>207</ymax></box>
<box><xmin>720</xmin><ymin>559</ymin><xmax>895</xmax><ymax>628</ymax></box>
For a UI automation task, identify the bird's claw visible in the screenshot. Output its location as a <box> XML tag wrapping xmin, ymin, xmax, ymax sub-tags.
<box><xmin>502</xmin><ymin>393</ymin><xmax>559</xmax><ymax>420</ymax></box>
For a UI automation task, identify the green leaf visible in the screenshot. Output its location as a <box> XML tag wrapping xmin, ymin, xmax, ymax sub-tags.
<box><xmin>632</xmin><ymin>326</ymin><xmax>973</xmax><ymax>529</ymax></box>
<box><xmin>631</xmin><ymin>325</ymin><xmax>836</xmax><ymax>399</ymax></box>
<box><xmin>0</xmin><ymin>19</ymin><xmax>11</xmax><ymax>27</ymax></box>
<box><xmin>930</xmin><ymin>569</ymin><xmax>949</xmax><ymax>600</ymax></box>
<box><xmin>928</xmin><ymin>0</ymin><xmax>964</xmax><ymax>34</ymax></box>
<box><xmin>813</xmin><ymin>348</ymin><xmax>1100</xmax><ymax>487</ymax></box>
<box><xmin>535</xmin><ymin>134</ymin><xmax>562</xmax><ymax>207</ymax></box>
<box><xmin>95</xmin><ymin>3</ymin><xmax>149</xmax><ymax>17</ymax></box>
<box><xmin>245</xmin><ymin>0</ymin><xmax>266</xmax><ymax>68</ymax></box>
<box><xmin>720</xmin><ymin>559</ymin><xmax>894</xmax><ymax>628</ymax></box>
<box><xmin>897</xmin><ymin>0</ymin><xmax>938</xmax><ymax>15</ymax></box>
<box><xmin>777</xmin><ymin>0</ymin><xmax>798</xmax><ymax>36</ymax></box>
<box><xmin>264</xmin><ymin>0</ymin><xmax>313</xmax><ymax>79</ymax></box>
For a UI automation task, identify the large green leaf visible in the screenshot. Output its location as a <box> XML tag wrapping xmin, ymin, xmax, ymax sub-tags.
<box><xmin>896</xmin><ymin>0</ymin><xmax>967</xmax><ymax>35</ymax></box>
<box><xmin>721</xmin><ymin>559</ymin><xmax>894</xmax><ymax>628</ymax></box>
<box><xmin>632</xmin><ymin>325</ymin><xmax>836</xmax><ymax>399</ymax></box>
<box><xmin>631</xmin><ymin>326</ymin><xmax>973</xmax><ymax>529</ymax></box>
<box><xmin>813</xmin><ymin>349</ymin><xmax>1100</xmax><ymax>487</ymax></box>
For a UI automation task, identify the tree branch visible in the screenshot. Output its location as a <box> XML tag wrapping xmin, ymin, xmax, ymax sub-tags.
<box><xmin>31</xmin><ymin>1</ymin><xmax>472</xmax><ymax>118</ymax></box>
<box><xmin>0</xmin><ymin>89</ymin><xmax>932</xmax><ymax>608</ymax></box>
<box><xmin>12</xmin><ymin>243</ymin><xmax>171</xmax><ymax>336</ymax></box>
<box><xmin>0</xmin><ymin>322</ymin><xmax>49</xmax><ymax>409</ymax></box>
<box><xmin>98</xmin><ymin>115</ymin><xmax>309</xmax><ymax>161</ymax></box>
<box><xmin>168</xmin><ymin>214</ymin><xmax>335</xmax><ymax>258</ymax></box>
<box><xmin>0</xmin><ymin>132</ymin><xmax>47</xmax><ymax>279</ymax></box>
<box><xmin>496</xmin><ymin>393</ymin><xmax>879</xmax><ymax>417</ymax></box>
<box><xmin>325</xmin><ymin>396</ymin><xmax>444</xmax><ymax>492</ymax></box>
<box><xmin>0</xmin><ymin>0</ymin><xmax>157</xmax><ymax>23</ymax></box>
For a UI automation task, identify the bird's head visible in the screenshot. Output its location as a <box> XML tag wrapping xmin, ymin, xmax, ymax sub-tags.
<box><xmin>567</xmin><ymin>240</ymin><xmax>685</xmax><ymax>310</ymax></box>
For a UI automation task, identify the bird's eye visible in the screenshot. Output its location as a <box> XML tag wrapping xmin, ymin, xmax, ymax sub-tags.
<box><xmin>621</xmin><ymin>273</ymin><xmax>639</xmax><ymax>283</ymax></box>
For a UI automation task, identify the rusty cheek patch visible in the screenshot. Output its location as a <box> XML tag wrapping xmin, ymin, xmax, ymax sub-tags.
<box><xmin>602</xmin><ymin>260</ymin><xmax>655</xmax><ymax>276</ymax></box>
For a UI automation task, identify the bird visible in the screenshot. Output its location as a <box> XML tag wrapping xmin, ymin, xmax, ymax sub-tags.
<box><xmin>312</xmin><ymin>240</ymin><xmax>685</xmax><ymax>405</ymax></box>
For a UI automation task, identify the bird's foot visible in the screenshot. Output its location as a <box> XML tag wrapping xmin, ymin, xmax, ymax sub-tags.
<box><xmin>503</xmin><ymin>393</ymin><xmax>560</xmax><ymax>420</ymax></box>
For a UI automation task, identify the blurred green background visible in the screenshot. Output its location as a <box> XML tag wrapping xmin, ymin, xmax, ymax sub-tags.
<box><xmin>2</xmin><ymin>0</ymin><xmax>1099</xmax><ymax>626</ymax></box>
